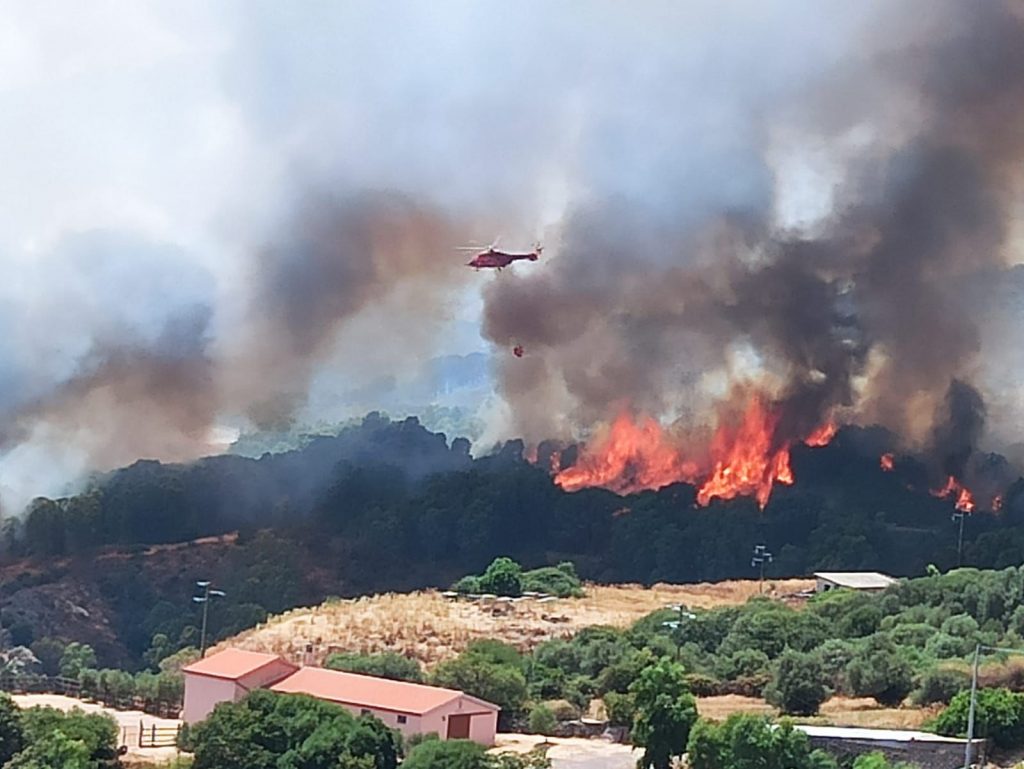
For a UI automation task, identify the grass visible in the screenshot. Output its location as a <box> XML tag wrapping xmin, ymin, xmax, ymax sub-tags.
<box><xmin>696</xmin><ymin>695</ymin><xmax>937</xmax><ymax>730</ymax></box>
<box><xmin>216</xmin><ymin>578</ymin><xmax>815</xmax><ymax>668</ymax></box>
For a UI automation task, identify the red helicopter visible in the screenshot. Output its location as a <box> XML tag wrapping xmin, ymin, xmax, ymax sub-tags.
<box><xmin>458</xmin><ymin>238</ymin><xmax>543</xmax><ymax>271</ymax></box>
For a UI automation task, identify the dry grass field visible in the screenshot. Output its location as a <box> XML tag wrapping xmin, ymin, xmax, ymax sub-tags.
<box><xmin>695</xmin><ymin>694</ymin><xmax>937</xmax><ymax>730</ymax></box>
<box><xmin>216</xmin><ymin>578</ymin><xmax>814</xmax><ymax>667</ymax></box>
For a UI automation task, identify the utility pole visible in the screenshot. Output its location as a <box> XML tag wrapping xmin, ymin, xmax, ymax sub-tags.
<box><xmin>952</xmin><ymin>510</ymin><xmax>967</xmax><ymax>566</ymax></box>
<box><xmin>963</xmin><ymin>644</ymin><xmax>1024</xmax><ymax>768</ymax></box>
<box><xmin>193</xmin><ymin>581</ymin><xmax>226</xmax><ymax>658</ymax></box>
<box><xmin>751</xmin><ymin>544</ymin><xmax>772</xmax><ymax>594</ymax></box>
<box><xmin>661</xmin><ymin>604</ymin><xmax>696</xmax><ymax>661</ymax></box>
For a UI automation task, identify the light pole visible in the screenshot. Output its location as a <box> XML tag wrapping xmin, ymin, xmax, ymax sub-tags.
<box><xmin>952</xmin><ymin>510</ymin><xmax>968</xmax><ymax>566</ymax></box>
<box><xmin>964</xmin><ymin>644</ymin><xmax>1024</xmax><ymax>768</ymax></box>
<box><xmin>661</xmin><ymin>604</ymin><xmax>696</xmax><ymax>660</ymax></box>
<box><xmin>193</xmin><ymin>581</ymin><xmax>226</xmax><ymax>658</ymax></box>
<box><xmin>751</xmin><ymin>544</ymin><xmax>772</xmax><ymax>594</ymax></box>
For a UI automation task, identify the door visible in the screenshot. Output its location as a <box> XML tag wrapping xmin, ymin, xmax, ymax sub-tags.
<box><xmin>447</xmin><ymin>714</ymin><xmax>470</xmax><ymax>739</ymax></box>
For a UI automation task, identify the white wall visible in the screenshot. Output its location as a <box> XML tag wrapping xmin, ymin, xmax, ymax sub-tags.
<box><xmin>182</xmin><ymin>675</ymin><xmax>242</xmax><ymax>724</ymax></box>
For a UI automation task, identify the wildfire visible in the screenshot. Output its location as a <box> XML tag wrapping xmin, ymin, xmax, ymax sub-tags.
<box><xmin>553</xmin><ymin>413</ymin><xmax>699</xmax><ymax>495</ymax></box>
<box><xmin>696</xmin><ymin>398</ymin><xmax>793</xmax><ymax>508</ymax></box>
<box><xmin>805</xmin><ymin>421</ymin><xmax>837</xmax><ymax>447</ymax></box>
<box><xmin>552</xmin><ymin>395</ymin><xmax>832</xmax><ymax>509</ymax></box>
<box><xmin>880</xmin><ymin>453</ymin><xmax>894</xmax><ymax>471</ymax></box>
<box><xmin>931</xmin><ymin>475</ymin><xmax>975</xmax><ymax>513</ymax></box>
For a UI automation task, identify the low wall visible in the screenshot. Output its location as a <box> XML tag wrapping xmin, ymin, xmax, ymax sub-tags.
<box><xmin>806</xmin><ymin>735</ymin><xmax>986</xmax><ymax>769</ymax></box>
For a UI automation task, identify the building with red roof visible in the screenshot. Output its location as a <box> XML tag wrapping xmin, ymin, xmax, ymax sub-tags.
<box><xmin>182</xmin><ymin>648</ymin><xmax>499</xmax><ymax>745</ymax></box>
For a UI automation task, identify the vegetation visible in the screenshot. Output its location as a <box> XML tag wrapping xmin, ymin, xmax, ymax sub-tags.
<box><xmin>629</xmin><ymin>659</ymin><xmax>698</xmax><ymax>769</ymax></box>
<box><xmin>764</xmin><ymin>650</ymin><xmax>828</xmax><ymax>716</ymax></box>
<box><xmin>934</xmin><ymin>687</ymin><xmax>1024</xmax><ymax>747</ymax></box>
<box><xmin>184</xmin><ymin>689</ymin><xmax>400</xmax><ymax>769</ymax></box>
<box><xmin>453</xmin><ymin>559</ymin><xmax>584</xmax><ymax>599</ymax></box>
<box><xmin>401</xmin><ymin>740</ymin><xmax>550</xmax><ymax>769</ymax></box>
<box><xmin>2</xmin><ymin>705</ymin><xmax>120</xmax><ymax>769</ymax></box>
<box><xmin>687</xmin><ymin>714</ymin><xmax>836</xmax><ymax>769</ymax></box>
<box><xmin>7</xmin><ymin>415</ymin><xmax>1024</xmax><ymax>670</ymax></box>
<box><xmin>324</xmin><ymin>652</ymin><xmax>423</xmax><ymax>682</ymax></box>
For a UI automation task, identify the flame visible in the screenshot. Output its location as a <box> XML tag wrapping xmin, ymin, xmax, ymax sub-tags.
<box><xmin>993</xmin><ymin>494</ymin><xmax>1004</xmax><ymax>512</ymax></box>
<box><xmin>805</xmin><ymin>421</ymin><xmax>837</xmax><ymax>447</ymax></box>
<box><xmin>932</xmin><ymin>475</ymin><xmax>975</xmax><ymax>513</ymax></box>
<box><xmin>696</xmin><ymin>397</ymin><xmax>793</xmax><ymax>508</ymax></box>
<box><xmin>553</xmin><ymin>413</ymin><xmax>699</xmax><ymax>495</ymax></box>
<box><xmin>880</xmin><ymin>453</ymin><xmax>895</xmax><ymax>471</ymax></box>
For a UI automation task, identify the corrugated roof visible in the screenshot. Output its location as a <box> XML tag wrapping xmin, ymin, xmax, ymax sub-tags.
<box><xmin>795</xmin><ymin>724</ymin><xmax>968</xmax><ymax>744</ymax></box>
<box><xmin>270</xmin><ymin>667</ymin><xmax>498</xmax><ymax>715</ymax></box>
<box><xmin>813</xmin><ymin>571</ymin><xmax>898</xmax><ymax>589</ymax></box>
<box><xmin>182</xmin><ymin>649</ymin><xmax>293</xmax><ymax>682</ymax></box>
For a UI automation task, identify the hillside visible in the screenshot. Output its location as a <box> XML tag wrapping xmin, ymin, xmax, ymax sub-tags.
<box><xmin>215</xmin><ymin>578</ymin><xmax>815</xmax><ymax>666</ymax></box>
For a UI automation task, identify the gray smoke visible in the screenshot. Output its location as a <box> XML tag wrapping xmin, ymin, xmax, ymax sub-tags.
<box><xmin>482</xmin><ymin>0</ymin><xmax>1024</xmax><ymax>469</ymax></box>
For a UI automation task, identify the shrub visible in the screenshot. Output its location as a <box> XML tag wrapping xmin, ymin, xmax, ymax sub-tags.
<box><xmin>403</xmin><ymin>739</ymin><xmax>488</xmax><ymax>769</ymax></box>
<box><xmin>602</xmin><ymin>691</ymin><xmax>635</xmax><ymax>727</ymax></box>
<box><xmin>325</xmin><ymin>652</ymin><xmax>423</xmax><ymax>682</ymax></box>
<box><xmin>912</xmin><ymin>667</ymin><xmax>970</xmax><ymax>705</ymax></box>
<box><xmin>934</xmin><ymin>687</ymin><xmax>1024</xmax><ymax>748</ymax></box>
<box><xmin>764</xmin><ymin>650</ymin><xmax>828</xmax><ymax>716</ymax></box>
<box><xmin>477</xmin><ymin>557</ymin><xmax>523</xmax><ymax>597</ymax></box>
<box><xmin>528</xmin><ymin>704</ymin><xmax>557</xmax><ymax>735</ymax></box>
<box><xmin>846</xmin><ymin>638</ymin><xmax>914</xmax><ymax>706</ymax></box>
<box><xmin>543</xmin><ymin>699</ymin><xmax>580</xmax><ymax>721</ymax></box>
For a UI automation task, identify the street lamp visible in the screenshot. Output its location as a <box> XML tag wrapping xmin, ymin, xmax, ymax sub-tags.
<box><xmin>193</xmin><ymin>581</ymin><xmax>226</xmax><ymax>658</ymax></box>
<box><xmin>751</xmin><ymin>544</ymin><xmax>773</xmax><ymax>594</ymax></box>
<box><xmin>963</xmin><ymin>643</ymin><xmax>1024</xmax><ymax>768</ymax></box>
<box><xmin>661</xmin><ymin>604</ymin><xmax>696</xmax><ymax>660</ymax></box>
<box><xmin>952</xmin><ymin>510</ymin><xmax>968</xmax><ymax>567</ymax></box>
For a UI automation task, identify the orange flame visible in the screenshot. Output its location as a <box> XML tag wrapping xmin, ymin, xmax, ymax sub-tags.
<box><xmin>932</xmin><ymin>475</ymin><xmax>975</xmax><ymax>513</ymax></box>
<box><xmin>553</xmin><ymin>413</ymin><xmax>699</xmax><ymax>495</ymax></box>
<box><xmin>880</xmin><ymin>453</ymin><xmax>895</xmax><ymax>471</ymax></box>
<box><xmin>697</xmin><ymin>398</ymin><xmax>793</xmax><ymax>508</ymax></box>
<box><xmin>552</xmin><ymin>395</ymin><xmax>826</xmax><ymax>509</ymax></box>
<box><xmin>805</xmin><ymin>421</ymin><xmax>837</xmax><ymax>447</ymax></box>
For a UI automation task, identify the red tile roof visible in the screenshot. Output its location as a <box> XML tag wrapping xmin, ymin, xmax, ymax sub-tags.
<box><xmin>270</xmin><ymin>667</ymin><xmax>498</xmax><ymax>715</ymax></box>
<box><xmin>182</xmin><ymin>649</ymin><xmax>294</xmax><ymax>682</ymax></box>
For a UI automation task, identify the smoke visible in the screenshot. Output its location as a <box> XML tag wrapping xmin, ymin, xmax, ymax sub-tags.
<box><xmin>2</xmin><ymin>0</ymin><xmax>1024</xmax><ymax>511</ymax></box>
<box><xmin>482</xmin><ymin>0</ymin><xmax>1024</xmax><ymax>473</ymax></box>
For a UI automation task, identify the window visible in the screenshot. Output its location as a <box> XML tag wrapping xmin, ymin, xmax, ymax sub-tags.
<box><xmin>397</xmin><ymin>715</ymin><xmax>407</xmax><ymax>724</ymax></box>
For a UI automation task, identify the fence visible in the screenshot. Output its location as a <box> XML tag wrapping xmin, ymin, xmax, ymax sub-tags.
<box><xmin>137</xmin><ymin>721</ymin><xmax>182</xmax><ymax>748</ymax></box>
<box><xmin>0</xmin><ymin>674</ymin><xmax>182</xmax><ymax>718</ymax></box>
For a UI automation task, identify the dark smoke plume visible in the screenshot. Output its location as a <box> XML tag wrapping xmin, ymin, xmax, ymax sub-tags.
<box><xmin>482</xmin><ymin>0</ymin><xmax>1024</xmax><ymax>464</ymax></box>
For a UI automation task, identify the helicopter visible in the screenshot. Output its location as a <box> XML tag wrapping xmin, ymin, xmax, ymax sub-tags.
<box><xmin>457</xmin><ymin>238</ymin><xmax>543</xmax><ymax>271</ymax></box>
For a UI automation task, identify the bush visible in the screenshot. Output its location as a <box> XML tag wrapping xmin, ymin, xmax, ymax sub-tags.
<box><xmin>934</xmin><ymin>687</ymin><xmax>1024</xmax><ymax>748</ymax></box>
<box><xmin>764</xmin><ymin>650</ymin><xmax>827</xmax><ymax>716</ymax></box>
<box><xmin>543</xmin><ymin>699</ymin><xmax>580</xmax><ymax>721</ymax></box>
<box><xmin>403</xmin><ymin>739</ymin><xmax>488</xmax><ymax>769</ymax></box>
<box><xmin>851</xmin><ymin>752</ymin><xmax>915</xmax><ymax>769</ymax></box>
<box><xmin>602</xmin><ymin>691</ymin><xmax>635</xmax><ymax>727</ymax></box>
<box><xmin>687</xmin><ymin>714</ymin><xmax>837</xmax><ymax>769</ymax></box>
<box><xmin>846</xmin><ymin>638</ymin><xmax>914</xmax><ymax>706</ymax></box>
<box><xmin>912</xmin><ymin>667</ymin><xmax>970</xmax><ymax>705</ymax></box>
<box><xmin>0</xmin><ymin>693</ymin><xmax>23</xmax><ymax>765</ymax></box>
<box><xmin>521</xmin><ymin>562</ymin><xmax>584</xmax><ymax>598</ymax></box>
<box><xmin>478</xmin><ymin>557</ymin><xmax>523</xmax><ymax>597</ymax></box>
<box><xmin>528</xmin><ymin>704</ymin><xmax>557</xmax><ymax>735</ymax></box>
<box><xmin>324</xmin><ymin>652</ymin><xmax>424</xmax><ymax>682</ymax></box>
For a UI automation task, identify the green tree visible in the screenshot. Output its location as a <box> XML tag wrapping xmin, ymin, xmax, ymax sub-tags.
<box><xmin>629</xmin><ymin>659</ymin><xmax>698</xmax><ymax>769</ymax></box>
<box><xmin>17</xmin><ymin>706</ymin><xmax>119</xmax><ymax>768</ymax></box>
<box><xmin>325</xmin><ymin>652</ymin><xmax>424</xmax><ymax>682</ymax></box>
<box><xmin>402</xmin><ymin>739</ymin><xmax>489</xmax><ymax>769</ymax></box>
<box><xmin>851</xmin><ymin>752</ymin><xmax>915</xmax><ymax>769</ymax></box>
<box><xmin>687</xmin><ymin>714</ymin><xmax>837</xmax><ymax>769</ymax></box>
<box><xmin>188</xmin><ymin>689</ymin><xmax>399</xmax><ymax>769</ymax></box>
<box><xmin>59</xmin><ymin>643</ymin><xmax>97</xmax><ymax>680</ymax></box>
<box><xmin>934</xmin><ymin>687</ymin><xmax>1024</xmax><ymax>748</ymax></box>
<box><xmin>846</xmin><ymin>637</ymin><xmax>913</xmax><ymax>707</ymax></box>
<box><xmin>29</xmin><ymin>638</ymin><xmax>65</xmax><ymax>677</ymax></box>
<box><xmin>6</xmin><ymin>729</ymin><xmax>92</xmax><ymax>769</ymax></box>
<box><xmin>765</xmin><ymin>650</ymin><xmax>828</xmax><ymax>716</ymax></box>
<box><xmin>477</xmin><ymin>557</ymin><xmax>523</xmax><ymax>597</ymax></box>
<box><xmin>431</xmin><ymin>653</ymin><xmax>528</xmax><ymax>722</ymax></box>
<box><xmin>0</xmin><ymin>692</ymin><xmax>24</xmax><ymax>765</ymax></box>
